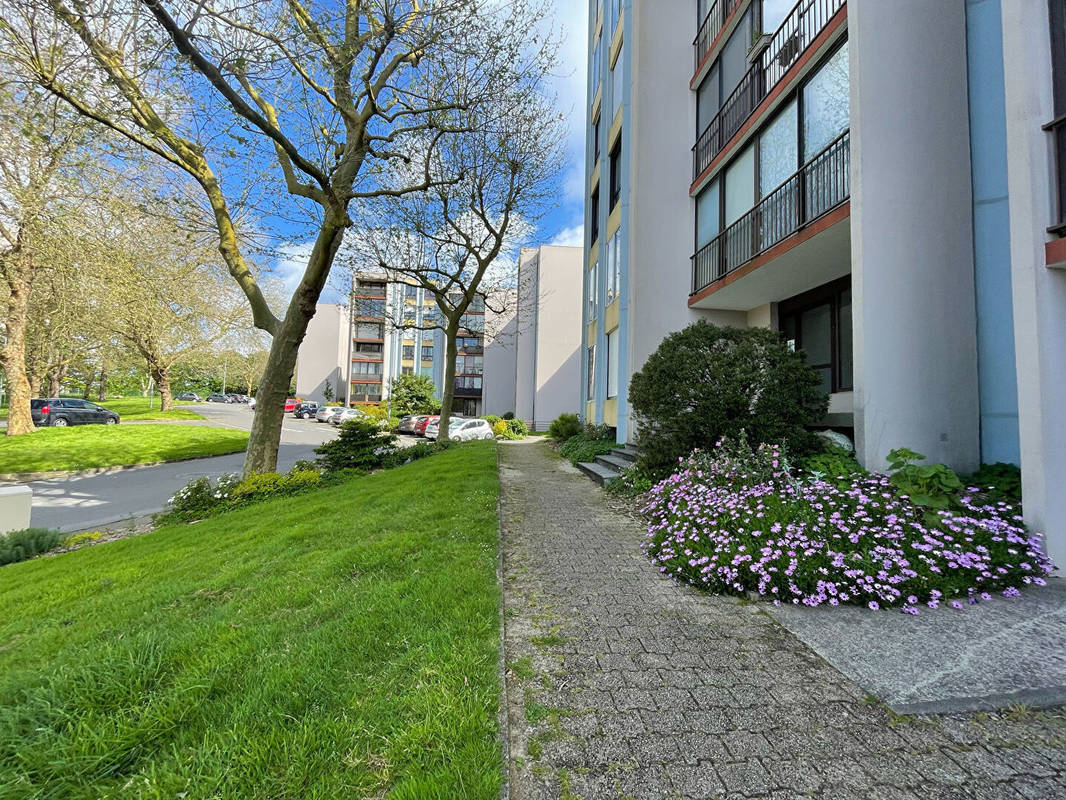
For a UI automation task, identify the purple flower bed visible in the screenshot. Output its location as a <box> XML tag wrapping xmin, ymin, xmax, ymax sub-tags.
<box><xmin>644</xmin><ymin>443</ymin><xmax>1055</xmax><ymax>614</ymax></box>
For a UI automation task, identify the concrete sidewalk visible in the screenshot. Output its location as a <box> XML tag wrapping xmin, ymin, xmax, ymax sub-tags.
<box><xmin>498</xmin><ymin>439</ymin><xmax>1066</xmax><ymax>800</ymax></box>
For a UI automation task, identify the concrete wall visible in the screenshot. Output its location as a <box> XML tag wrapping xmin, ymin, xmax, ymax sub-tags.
<box><xmin>294</xmin><ymin>303</ymin><xmax>347</xmax><ymax>402</ymax></box>
<box><xmin>849</xmin><ymin>0</ymin><xmax>981</xmax><ymax>473</ymax></box>
<box><xmin>515</xmin><ymin>248</ymin><xmax>539</xmax><ymax>423</ymax></box>
<box><xmin>484</xmin><ymin>290</ymin><xmax>519</xmax><ymax>417</ymax></box>
<box><xmin>1001</xmin><ymin>2</ymin><xmax>1066</xmax><ymax>564</ymax></box>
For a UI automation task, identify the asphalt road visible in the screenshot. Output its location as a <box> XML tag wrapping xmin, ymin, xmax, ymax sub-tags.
<box><xmin>25</xmin><ymin>402</ymin><xmax>342</xmax><ymax>532</ymax></box>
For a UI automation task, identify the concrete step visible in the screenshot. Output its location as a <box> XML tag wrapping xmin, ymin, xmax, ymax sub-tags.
<box><xmin>576</xmin><ymin>459</ymin><xmax>621</xmax><ymax>487</ymax></box>
<box><xmin>614</xmin><ymin>446</ymin><xmax>640</xmax><ymax>464</ymax></box>
<box><xmin>595</xmin><ymin>452</ymin><xmax>634</xmax><ymax>472</ymax></box>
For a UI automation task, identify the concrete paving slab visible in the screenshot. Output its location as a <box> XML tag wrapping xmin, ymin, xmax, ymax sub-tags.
<box><xmin>768</xmin><ymin>575</ymin><xmax>1066</xmax><ymax>714</ymax></box>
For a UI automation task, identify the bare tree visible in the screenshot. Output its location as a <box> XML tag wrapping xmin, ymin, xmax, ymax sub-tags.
<box><xmin>356</xmin><ymin>88</ymin><xmax>563</xmax><ymax>439</ymax></box>
<box><xmin>4</xmin><ymin>0</ymin><xmax>552</xmax><ymax>473</ymax></box>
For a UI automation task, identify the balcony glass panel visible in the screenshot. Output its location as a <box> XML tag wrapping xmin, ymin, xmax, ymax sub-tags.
<box><xmin>697</xmin><ymin>64</ymin><xmax>719</xmax><ymax>134</ymax></box>
<box><xmin>724</xmin><ymin>144</ymin><xmax>755</xmax><ymax>225</ymax></box>
<box><xmin>696</xmin><ymin>179</ymin><xmax>720</xmax><ymax>248</ymax></box>
<box><xmin>759</xmin><ymin>99</ymin><xmax>798</xmax><ymax>195</ymax></box>
<box><xmin>802</xmin><ymin>40</ymin><xmax>850</xmax><ymax>161</ymax></box>
<box><xmin>719</xmin><ymin>8</ymin><xmax>753</xmax><ymax>98</ymax></box>
<box><xmin>611</xmin><ymin>43</ymin><xmax>624</xmax><ymax>117</ymax></box>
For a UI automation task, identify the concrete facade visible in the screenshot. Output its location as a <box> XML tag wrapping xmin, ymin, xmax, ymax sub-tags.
<box><xmin>483</xmin><ymin>290</ymin><xmax>519</xmax><ymax>417</ymax></box>
<box><xmin>294</xmin><ymin>303</ymin><xmax>348</xmax><ymax>402</ymax></box>
<box><xmin>515</xmin><ymin>246</ymin><xmax>583</xmax><ymax>431</ymax></box>
<box><xmin>581</xmin><ymin>0</ymin><xmax>1064</xmax><ymax>555</ymax></box>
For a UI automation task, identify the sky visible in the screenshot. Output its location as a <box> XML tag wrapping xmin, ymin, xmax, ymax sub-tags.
<box><xmin>274</xmin><ymin>1</ymin><xmax>588</xmax><ymax>302</ymax></box>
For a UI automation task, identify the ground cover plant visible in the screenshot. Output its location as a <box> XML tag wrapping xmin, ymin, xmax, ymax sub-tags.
<box><xmin>628</xmin><ymin>321</ymin><xmax>828</xmax><ymax>477</ymax></box>
<box><xmin>644</xmin><ymin>439</ymin><xmax>1054</xmax><ymax>614</ymax></box>
<box><xmin>0</xmin><ymin>425</ymin><xmax>248</xmax><ymax>474</ymax></box>
<box><xmin>160</xmin><ymin>468</ymin><xmax>325</xmax><ymax>524</ymax></box>
<box><xmin>558</xmin><ymin>424</ymin><xmax>619</xmax><ymax>466</ymax></box>
<box><xmin>0</xmin><ymin>441</ymin><xmax>503</xmax><ymax>798</ymax></box>
<box><xmin>547</xmin><ymin>412</ymin><xmax>582</xmax><ymax>442</ymax></box>
<box><xmin>0</xmin><ymin>528</ymin><xmax>66</xmax><ymax>566</ymax></box>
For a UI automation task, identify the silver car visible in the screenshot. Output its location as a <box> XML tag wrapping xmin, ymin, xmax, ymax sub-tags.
<box><xmin>330</xmin><ymin>407</ymin><xmax>367</xmax><ymax>426</ymax></box>
<box><xmin>451</xmin><ymin>419</ymin><xmax>495</xmax><ymax>441</ymax></box>
<box><xmin>315</xmin><ymin>405</ymin><xmax>345</xmax><ymax>423</ymax></box>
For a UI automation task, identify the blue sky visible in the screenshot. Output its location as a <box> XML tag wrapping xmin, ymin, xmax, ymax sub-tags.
<box><xmin>278</xmin><ymin>2</ymin><xmax>587</xmax><ymax>302</ymax></box>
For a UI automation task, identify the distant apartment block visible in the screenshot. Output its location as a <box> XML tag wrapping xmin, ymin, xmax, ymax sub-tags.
<box><xmin>514</xmin><ymin>245</ymin><xmax>584</xmax><ymax>430</ymax></box>
<box><xmin>582</xmin><ymin>0</ymin><xmax>1066</xmax><ymax>561</ymax></box>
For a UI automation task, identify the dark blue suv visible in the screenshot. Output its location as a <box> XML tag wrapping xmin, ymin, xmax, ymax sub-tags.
<box><xmin>30</xmin><ymin>398</ymin><xmax>120</xmax><ymax>427</ymax></box>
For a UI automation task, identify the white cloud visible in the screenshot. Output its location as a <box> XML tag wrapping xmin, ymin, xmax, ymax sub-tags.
<box><xmin>549</xmin><ymin>223</ymin><xmax>584</xmax><ymax>248</ymax></box>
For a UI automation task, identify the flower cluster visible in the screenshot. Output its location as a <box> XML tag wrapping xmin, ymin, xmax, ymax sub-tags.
<box><xmin>643</xmin><ymin>444</ymin><xmax>1055</xmax><ymax>614</ymax></box>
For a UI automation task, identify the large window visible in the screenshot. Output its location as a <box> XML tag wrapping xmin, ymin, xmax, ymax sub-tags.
<box><xmin>356</xmin><ymin>342</ymin><xmax>382</xmax><ymax>354</ymax></box>
<box><xmin>593</xmin><ymin>115</ymin><xmax>601</xmax><ymax>162</ymax></box>
<box><xmin>606</xmin><ymin>328</ymin><xmax>619</xmax><ymax>398</ymax></box>
<box><xmin>724</xmin><ymin>144</ymin><xmax>755</xmax><ymax>226</ymax></box>
<box><xmin>587</xmin><ymin>261</ymin><xmax>599</xmax><ymax>315</ymax></box>
<box><xmin>402</xmin><ymin>344</ymin><xmax>415</xmax><ymax>360</ymax></box>
<box><xmin>695</xmin><ymin>8</ymin><xmax>752</xmax><ymax>138</ymax></box>
<box><xmin>356</xmin><ymin>322</ymin><xmax>383</xmax><ymax>339</ymax></box>
<box><xmin>455</xmin><ymin>355</ymin><xmax>484</xmax><ymax>375</ymax></box>
<box><xmin>590</xmin><ymin>186</ymin><xmax>600</xmax><ymax>243</ymax></box>
<box><xmin>697</xmin><ymin>64</ymin><xmax>720</xmax><ymax>135</ymax></box>
<box><xmin>759</xmin><ymin>99</ymin><xmax>798</xmax><ymax>195</ymax></box>
<box><xmin>779</xmin><ymin>278</ymin><xmax>853</xmax><ymax>394</ymax></box>
<box><xmin>606</xmin><ymin>230</ymin><xmax>621</xmax><ymax>303</ymax></box>
<box><xmin>421</xmin><ymin>345</ymin><xmax>433</xmax><ymax>361</ymax></box>
<box><xmin>802</xmin><ymin>42</ymin><xmax>850</xmax><ymax>161</ymax></box>
<box><xmin>696</xmin><ymin>179</ymin><xmax>720</xmax><ymax>250</ymax></box>
<box><xmin>591</xmin><ymin>35</ymin><xmax>601</xmax><ymax>99</ymax></box>
<box><xmin>611</xmin><ymin>42</ymin><xmax>624</xmax><ymax>117</ymax></box>
<box><xmin>587</xmin><ymin>346</ymin><xmax>596</xmax><ymax>400</ymax></box>
<box><xmin>609</xmin><ymin>140</ymin><xmax>621</xmax><ymax>208</ymax></box>
<box><xmin>352</xmin><ymin>361</ymin><xmax>382</xmax><ymax>375</ymax></box>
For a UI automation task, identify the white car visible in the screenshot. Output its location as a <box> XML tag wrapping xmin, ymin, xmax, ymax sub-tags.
<box><xmin>426</xmin><ymin>417</ymin><xmax>492</xmax><ymax>442</ymax></box>
<box><xmin>315</xmin><ymin>405</ymin><xmax>345</xmax><ymax>423</ymax></box>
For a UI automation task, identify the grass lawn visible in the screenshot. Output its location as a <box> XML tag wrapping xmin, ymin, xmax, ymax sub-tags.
<box><xmin>0</xmin><ymin>425</ymin><xmax>248</xmax><ymax>474</ymax></box>
<box><xmin>0</xmin><ymin>441</ymin><xmax>502</xmax><ymax>799</ymax></box>
<box><xmin>0</xmin><ymin>397</ymin><xmax>204</xmax><ymax>422</ymax></box>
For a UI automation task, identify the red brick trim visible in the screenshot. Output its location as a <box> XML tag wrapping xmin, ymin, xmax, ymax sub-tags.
<box><xmin>690</xmin><ymin>5</ymin><xmax>848</xmax><ymax>197</ymax></box>
<box><xmin>1046</xmin><ymin>237</ymin><xmax>1066</xmax><ymax>268</ymax></box>
<box><xmin>687</xmin><ymin>202</ymin><xmax>850</xmax><ymax>306</ymax></box>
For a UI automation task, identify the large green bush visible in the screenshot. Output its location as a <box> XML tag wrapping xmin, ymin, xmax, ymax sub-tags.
<box><xmin>547</xmin><ymin>413</ymin><xmax>582</xmax><ymax>442</ymax></box>
<box><xmin>0</xmin><ymin>528</ymin><xmax>66</xmax><ymax>566</ymax></box>
<box><xmin>628</xmin><ymin>321</ymin><xmax>828</xmax><ymax>477</ymax></box>
<box><xmin>314</xmin><ymin>417</ymin><xmax>398</xmax><ymax>473</ymax></box>
<box><xmin>559</xmin><ymin>425</ymin><xmax>619</xmax><ymax>466</ymax></box>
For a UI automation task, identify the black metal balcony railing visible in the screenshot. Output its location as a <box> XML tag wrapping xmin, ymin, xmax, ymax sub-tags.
<box><xmin>693</xmin><ymin>0</ymin><xmax>846</xmax><ymax>180</ymax></box>
<box><xmin>694</xmin><ymin>0</ymin><xmax>745</xmax><ymax>71</ymax></box>
<box><xmin>692</xmin><ymin>130</ymin><xmax>849</xmax><ymax>295</ymax></box>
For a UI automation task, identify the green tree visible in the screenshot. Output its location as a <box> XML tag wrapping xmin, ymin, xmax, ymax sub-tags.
<box><xmin>389</xmin><ymin>374</ymin><xmax>438</xmax><ymax>416</ymax></box>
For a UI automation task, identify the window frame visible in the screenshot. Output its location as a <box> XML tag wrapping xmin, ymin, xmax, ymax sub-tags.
<box><xmin>1047</xmin><ymin>0</ymin><xmax>1066</xmax><ymax>234</ymax></box>
<box><xmin>609</xmin><ymin>139</ymin><xmax>622</xmax><ymax>209</ymax></box>
<box><xmin>777</xmin><ymin>276</ymin><xmax>853</xmax><ymax>394</ymax></box>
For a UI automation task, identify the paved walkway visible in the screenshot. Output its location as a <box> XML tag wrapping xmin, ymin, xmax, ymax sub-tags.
<box><xmin>498</xmin><ymin>440</ymin><xmax>1066</xmax><ymax>800</ymax></box>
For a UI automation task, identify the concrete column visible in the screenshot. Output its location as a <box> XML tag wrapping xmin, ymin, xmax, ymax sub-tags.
<box><xmin>1000</xmin><ymin>2</ymin><xmax>1066</xmax><ymax>563</ymax></box>
<box><xmin>849</xmin><ymin>0</ymin><xmax>981</xmax><ymax>473</ymax></box>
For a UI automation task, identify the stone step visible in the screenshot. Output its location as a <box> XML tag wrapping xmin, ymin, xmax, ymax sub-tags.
<box><xmin>614</xmin><ymin>446</ymin><xmax>640</xmax><ymax>464</ymax></box>
<box><xmin>595</xmin><ymin>452</ymin><xmax>633</xmax><ymax>472</ymax></box>
<box><xmin>576</xmin><ymin>459</ymin><xmax>621</xmax><ymax>487</ymax></box>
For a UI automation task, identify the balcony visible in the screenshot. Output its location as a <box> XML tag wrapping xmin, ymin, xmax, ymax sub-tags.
<box><xmin>694</xmin><ymin>0</ymin><xmax>745</xmax><ymax>73</ymax></box>
<box><xmin>454</xmin><ymin>386</ymin><xmax>483</xmax><ymax>398</ymax></box>
<box><xmin>692</xmin><ymin>130</ymin><xmax>849</xmax><ymax>295</ymax></box>
<box><xmin>693</xmin><ymin>0</ymin><xmax>846</xmax><ymax>181</ymax></box>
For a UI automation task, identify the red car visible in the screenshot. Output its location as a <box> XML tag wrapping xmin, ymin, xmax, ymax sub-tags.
<box><xmin>413</xmin><ymin>415</ymin><xmax>439</xmax><ymax>436</ymax></box>
<box><xmin>284</xmin><ymin>398</ymin><xmax>298</xmax><ymax>412</ymax></box>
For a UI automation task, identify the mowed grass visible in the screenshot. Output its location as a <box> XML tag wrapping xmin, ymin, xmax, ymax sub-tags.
<box><xmin>0</xmin><ymin>397</ymin><xmax>204</xmax><ymax>422</ymax></box>
<box><xmin>0</xmin><ymin>441</ymin><xmax>503</xmax><ymax>799</ymax></box>
<box><xmin>0</xmin><ymin>425</ymin><xmax>248</xmax><ymax>474</ymax></box>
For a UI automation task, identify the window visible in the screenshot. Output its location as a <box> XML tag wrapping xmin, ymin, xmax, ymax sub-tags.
<box><xmin>779</xmin><ymin>277</ymin><xmax>853</xmax><ymax>394</ymax></box>
<box><xmin>587</xmin><ymin>346</ymin><xmax>596</xmax><ymax>400</ymax></box>
<box><xmin>696</xmin><ymin>179</ymin><xmax>720</xmax><ymax>250</ymax></box>
<box><xmin>421</xmin><ymin>345</ymin><xmax>433</xmax><ymax>361</ymax></box>
<box><xmin>593</xmin><ymin>115</ymin><xmax>601</xmax><ymax>162</ymax></box>
<box><xmin>724</xmin><ymin>144</ymin><xmax>755</xmax><ymax>226</ymax></box>
<box><xmin>606</xmin><ymin>230</ymin><xmax>621</xmax><ymax>302</ymax></box>
<box><xmin>697</xmin><ymin>63</ymin><xmax>720</xmax><ymax>135</ymax></box>
<box><xmin>607</xmin><ymin>328</ymin><xmax>619</xmax><ymax>398</ymax></box>
<box><xmin>611</xmin><ymin>42</ymin><xmax>624</xmax><ymax>117</ymax></box>
<box><xmin>455</xmin><ymin>355</ymin><xmax>484</xmax><ymax>375</ymax></box>
<box><xmin>759</xmin><ymin>99</ymin><xmax>798</xmax><ymax>196</ymax></box>
<box><xmin>591</xmin><ymin>35</ymin><xmax>602</xmax><ymax>99</ymax></box>
<box><xmin>609</xmin><ymin>0</ymin><xmax>621</xmax><ymax>30</ymax></box>
<box><xmin>802</xmin><ymin>41</ymin><xmax>850</xmax><ymax>161</ymax></box>
<box><xmin>356</xmin><ymin>342</ymin><xmax>382</xmax><ymax>354</ymax></box>
<box><xmin>404</xmin><ymin>284</ymin><xmax>419</xmax><ymax>299</ymax></box>
<box><xmin>352</xmin><ymin>361</ymin><xmax>382</xmax><ymax>375</ymax></box>
<box><xmin>356</xmin><ymin>322</ymin><xmax>383</xmax><ymax>339</ymax></box>
<box><xmin>719</xmin><ymin>7</ymin><xmax>753</xmax><ymax>99</ymax></box>
<box><xmin>356</xmin><ymin>298</ymin><xmax>386</xmax><ymax>318</ymax></box>
<box><xmin>1049</xmin><ymin>0</ymin><xmax>1066</xmax><ymax>232</ymax></box>
<box><xmin>609</xmin><ymin>140</ymin><xmax>621</xmax><ymax>209</ymax></box>
<box><xmin>587</xmin><ymin>262</ymin><xmax>599</xmax><ymax>315</ymax></box>
<box><xmin>402</xmin><ymin>344</ymin><xmax>415</xmax><ymax>360</ymax></box>
<box><xmin>402</xmin><ymin>366</ymin><xmax>414</xmax><ymax>375</ymax></box>
<box><xmin>590</xmin><ymin>186</ymin><xmax>600</xmax><ymax>243</ymax></box>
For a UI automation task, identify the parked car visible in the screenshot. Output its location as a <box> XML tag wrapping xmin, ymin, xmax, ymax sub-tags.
<box><xmin>423</xmin><ymin>416</ymin><xmax>471</xmax><ymax>441</ymax></box>
<box><xmin>30</xmin><ymin>398</ymin><xmax>120</xmax><ymax>427</ymax></box>
<box><xmin>249</xmin><ymin>397</ymin><xmax>256</xmax><ymax>410</ymax></box>
<box><xmin>451</xmin><ymin>418</ymin><xmax>495</xmax><ymax>442</ymax></box>
<box><xmin>315</xmin><ymin>405</ymin><xmax>345</xmax><ymax>424</ymax></box>
<box><xmin>175</xmin><ymin>392</ymin><xmax>202</xmax><ymax>402</ymax></box>
<box><xmin>413</xmin><ymin>415</ymin><xmax>438</xmax><ymax>437</ymax></box>
<box><xmin>330</xmin><ymin>407</ymin><xmax>367</xmax><ymax>426</ymax></box>
<box><xmin>284</xmin><ymin>398</ymin><xmax>298</xmax><ymax>412</ymax></box>
<box><xmin>292</xmin><ymin>401</ymin><xmax>319</xmax><ymax>419</ymax></box>
<box><xmin>397</xmin><ymin>414</ymin><xmax>428</xmax><ymax>433</ymax></box>
<box><xmin>205</xmin><ymin>393</ymin><xmax>229</xmax><ymax>403</ymax></box>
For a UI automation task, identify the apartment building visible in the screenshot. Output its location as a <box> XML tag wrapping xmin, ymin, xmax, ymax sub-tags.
<box><xmin>295</xmin><ymin>275</ymin><xmax>516</xmax><ymax>417</ymax></box>
<box><xmin>582</xmin><ymin>0</ymin><xmax>1065</xmax><ymax>561</ymax></box>
<box><xmin>515</xmin><ymin>245</ymin><xmax>584</xmax><ymax>430</ymax></box>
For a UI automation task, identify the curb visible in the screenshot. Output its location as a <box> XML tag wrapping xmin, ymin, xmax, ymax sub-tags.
<box><xmin>0</xmin><ymin>448</ymin><xmax>248</xmax><ymax>483</ymax></box>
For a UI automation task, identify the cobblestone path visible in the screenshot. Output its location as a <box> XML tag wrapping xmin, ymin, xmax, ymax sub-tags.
<box><xmin>498</xmin><ymin>440</ymin><xmax>1066</xmax><ymax>800</ymax></box>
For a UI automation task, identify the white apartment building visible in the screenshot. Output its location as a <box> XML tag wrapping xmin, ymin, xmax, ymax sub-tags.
<box><xmin>514</xmin><ymin>245</ymin><xmax>584</xmax><ymax>431</ymax></box>
<box><xmin>582</xmin><ymin>0</ymin><xmax>1066</xmax><ymax>562</ymax></box>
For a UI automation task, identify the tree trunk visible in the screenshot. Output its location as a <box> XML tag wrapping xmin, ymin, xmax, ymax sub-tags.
<box><xmin>82</xmin><ymin>370</ymin><xmax>95</xmax><ymax>399</ymax></box>
<box><xmin>1</xmin><ymin>260</ymin><xmax>35</xmax><ymax>436</ymax></box>
<box><xmin>97</xmin><ymin>367</ymin><xmax>107</xmax><ymax>401</ymax></box>
<box><xmin>47</xmin><ymin>364</ymin><xmax>67</xmax><ymax>399</ymax></box>
<box><xmin>243</xmin><ymin>220</ymin><xmax>346</xmax><ymax>476</ymax></box>
<box><xmin>151</xmin><ymin>366</ymin><xmax>172</xmax><ymax>412</ymax></box>
<box><xmin>438</xmin><ymin>322</ymin><xmax>459</xmax><ymax>441</ymax></box>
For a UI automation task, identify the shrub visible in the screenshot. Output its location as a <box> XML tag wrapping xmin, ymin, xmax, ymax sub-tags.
<box><xmin>314</xmin><ymin>417</ymin><xmax>397</xmax><ymax>473</ymax></box>
<box><xmin>161</xmin><ymin>469</ymin><xmax>323</xmax><ymax>523</ymax></box>
<box><xmin>605</xmin><ymin>464</ymin><xmax>655</xmax><ymax>497</ymax></box>
<box><xmin>506</xmin><ymin>418</ymin><xmax>528</xmax><ymax>438</ymax></box>
<box><xmin>492</xmin><ymin>419</ymin><xmax>509</xmax><ymax>438</ymax></box>
<box><xmin>964</xmin><ymin>462</ymin><xmax>1022</xmax><ymax>506</ymax></box>
<box><xmin>63</xmin><ymin>531</ymin><xmax>105</xmax><ymax>549</ymax></box>
<box><xmin>0</xmin><ymin>528</ymin><xmax>66</xmax><ymax>566</ymax></box>
<box><xmin>548</xmin><ymin>413</ymin><xmax>582</xmax><ymax>442</ymax></box>
<box><xmin>559</xmin><ymin>426</ymin><xmax>619</xmax><ymax>466</ymax></box>
<box><xmin>644</xmin><ymin>441</ymin><xmax>1055</xmax><ymax>613</ymax></box>
<box><xmin>886</xmin><ymin>447</ymin><xmax>963</xmax><ymax>510</ymax></box>
<box><xmin>796</xmin><ymin>443</ymin><xmax>867</xmax><ymax>489</ymax></box>
<box><xmin>485</xmin><ymin>415</ymin><xmax>503</xmax><ymax>428</ymax></box>
<box><xmin>502</xmin><ymin>412</ymin><xmax>515</xmax><ymax>420</ymax></box>
<box><xmin>228</xmin><ymin>470</ymin><xmax>322</xmax><ymax>506</ymax></box>
<box><xmin>628</xmin><ymin>321</ymin><xmax>828</xmax><ymax>478</ymax></box>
